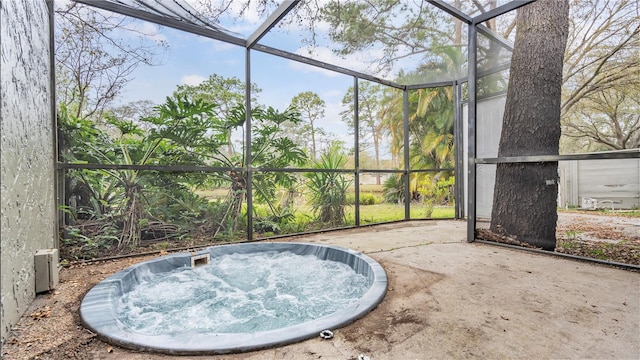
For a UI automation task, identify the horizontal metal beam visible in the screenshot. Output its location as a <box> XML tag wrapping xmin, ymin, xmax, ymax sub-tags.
<box><xmin>247</xmin><ymin>0</ymin><xmax>300</xmax><ymax>48</ymax></box>
<box><xmin>427</xmin><ymin>0</ymin><xmax>473</xmax><ymax>24</ymax></box>
<box><xmin>58</xmin><ymin>162</ymin><xmax>461</xmax><ymax>174</ymax></box>
<box><xmin>58</xmin><ymin>162</ymin><xmax>246</xmax><ymax>172</ymax></box>
<box><xmin>475</xmin><ymin>240</ymin><xmax>640</xmax><ymax>272</ymax></box>
<box><xmin>473</xmin><ymin>0</ymin><xmax>536</xmax><ymax>24</ymax></box>
<box><xmin>457</xmin><ymin>62</ymin><xmax>511</xmax><ymax>84</ymax></box>
<box><xmin>478</xmin><ymin>62</ymin><xmax>511</xmax><ymax>78</ymax></box>
<box><xmin>73</xmin><ymin>0</ymin><xmax>246</xmax><ymax>47</ymax></box>
<box><xmin>358</xmin><ymin>169</ymin><xmax>405</xmax><ymax>174</ymax></box>
<box><xmin>253</xmin><ymin>167</ymin><xmax>354</xmax><ymax>173</ymax></box>
<box><xmin>476</xmin><ymin>150</ymin><xmax>639</xmax><ymax>164</ymax></box>
<box><xmin>459</xmin><ymin>89</ymin><xmax>508</xmax><ymax>104</ymax></box>
<box><xmin>405</xmin><ymin>80</ymin><xmax>455</xmax><ymax>90</ymax></box>
<box><xmin>477</xmin><ymin>24</ymin><xmax>513</xmax><ymax>52</ymax></box>
<box><xmin>409</xmin><ymin>168</ymin><xmax>455</xmax><ymax>173</ymax></box>
<box><xmin>252</xmin><ymin>44</ymin><xmax>405</xmax><ymax>90</ymax></box>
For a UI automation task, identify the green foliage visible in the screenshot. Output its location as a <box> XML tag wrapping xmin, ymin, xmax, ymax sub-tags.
<box><xmin>59</xmin><ymin>76</ymin><xmax>309</xmax><ymax>255</ymax></box>
<box><xmin>320</xmin><ymin>0</ymin><xmax>459</xmax><ymax>82</ymax></box>
<box><xmin>289</xmin><ymin>91</ymin><xmax>327</xmax><ymax>159</ymax></box>
<box><xmin>359</xmin><ymin>193</ymin><xmax>379</xmax><ymax>205</ymax></box>
<box><xmin>344</xmin><ymin>193</ymin><xmax>356</xmax><ymax>206</ymax></box>
<box><xmin>564</xmin><ymin>230</ymin><xmax>581</xmax><ymax>240</ymax></box>
<box><xmin>173</xmin><ymin>74</ymin><xmax>261</xmax><ymax>119</ymax></box>
<box><xmin>305</xmin><ymin>143</ymin><xmax>352</xmax><ymax>226</ymax></box>
<box><xmin>405</xmin><ymin>87</ymin><xmax>454</xmax><ymax>170</ymax></box>
<box><xmin>61</xmin><ymin>225</ymin><xmax>118</xmax><ymax>260</ymax></box>
<box><xmin>419</xmin><ymin>175</ymin><xmax>455</xmax><ymax>218</ymax></box>
<box><xmin>219</xmin><ymin>105</ymin><xmax>308</xmax><ymax>237</ymax></box>
<box><xmin>381</xmin><ymin>83</ymin><xmax>454</xmax><ymax>200</ymax></box>
<box><xmin>344</xmin><ymin>191</ymin><xmax>382</xmax><ymax>206</ymax></box>
<box><xmin>62</xmin><ymin>95</ymin><xmax>222</xmax><ymax>249</ymax></box>
<box><xmin>382</xmin><ymin>172</ymin><xmax>454</xmax><ymax>217</ymax></box>
<box><xmin>383</xmin><ymin>174</ymin><xmax>405</xmax><ymax>204</ymax></box>
<box><xmin>340</xmin><ymin>82</ymin><xmax>388</xmax><ymax>167</ymax></box>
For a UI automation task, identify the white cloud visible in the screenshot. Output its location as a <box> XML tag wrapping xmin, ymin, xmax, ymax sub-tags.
<box><xmin>322</xmin><ymin>89</ymin><xmax>347</xmax><ymax>100</ymax></box>
<box><xmin>122</xmin><ymin>21</ymin><xmax>167</xmax><ymax>43</ymax></box>
<box><xmin>288</xmin><ymin>47</ymin><xmax>345</xmax><ymax>78</ymax></box>
<box><xmin>138</xmin><ymin>22</ymin><xmax>168</xmax><ymax>43</ymax></box>
<box><xmin>228</xmin><ymin>1</ymin><xmax>263</xmax><ymax>24</ymax></box>
<box><xmin>195</xmin><ymin>0</ymin><xmax>267</xmax><ymax>36</ymax></box>
<box><xmin>210</xmin><ymin>40</ymin><xmax>237</xmax><ymax>52</ymax></box>
<box><xmin>180</xmin><ymin>74</ymin><xmax>207</xmax><ymax>86</ymax></box>
<box><xmin>320</xmin><ymin>99</ymin><xmax>349</xmax><ymax>133</ymax></box>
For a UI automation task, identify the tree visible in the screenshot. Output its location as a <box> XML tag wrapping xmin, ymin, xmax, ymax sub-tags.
<box><xmin>405</xmin><ymin>87</ymin><xmax>454</xmax><ymax>170</ymax></box>
<box><xmin>59</xmin><ymin>95</ymin><xmax>221</xmax><ymax>249</ymax></box>
<box><xmin>379</xmin><ymin>83</ymin><xmax>454</xmax><ymax>202</ymax></box>
<box><xmin>211</xmin><ymin>104</ymin><xmax>307</xmax><ymax>237</ymax></box>
<box><xmin>173</xmin><ymin>74</ymin><xmax>261</xmax><ymax>121</ymax></box>
<box><xmin>290</xmin><ymin>91</ymin><xmax>326</xmax><ymax>160</ymax></box>
<box><xmin>173</xmin><ymin>74</ymin><xmax>261</xmax><ymax>155</ymax></box>
<box><xmin>108</xmin><ymin>100</ymin><xmax>156</xmax><ymax>131</ymax></box>
<box><xmin>560</xmin><ymin>0</ymin><xmax>640</xmax><ymax>152</ymax></box>
<box><xmin>55</xmin><ymin>2</ymin><xmax>167</xmax><ymax>119</ymax></box>
<box><xmin>489</xmin><ymin>0</ymin><xmax>570</xmax><ymax>250</ymax></box>
<box><xmin>563</xmin><ymin>85</ymin><xmax>640</xmax><ymax>150</ymax></box>
<box><xmin>320</xmin><ymin>1</ymin><xmax>461</xmax><ymax>81</ymax></box>
<box><xmin>340</xmin><ymin>82</ymin><xmax>388</xmax><ymax>183</ymax></box>
<box><xmin>59</xmin><ymin>93</ymin><xmax>308</xmax><ymax>251</ymax></box>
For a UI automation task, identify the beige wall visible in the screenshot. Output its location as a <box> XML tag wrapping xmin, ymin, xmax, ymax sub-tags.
<box><xmin>1</xmin><ymin>0</ymin><xmax>56</xmax><ymax>342</ymax></box>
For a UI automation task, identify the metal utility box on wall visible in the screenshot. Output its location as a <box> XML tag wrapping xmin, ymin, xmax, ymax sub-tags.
<box><xmin>35</xmin><ymin>249</ymin><xmax>59</xmax><ymax>293</ymax></box>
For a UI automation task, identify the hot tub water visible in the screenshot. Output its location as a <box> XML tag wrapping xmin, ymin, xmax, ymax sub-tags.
<box><xmin>116</xmin><ymin>251</ymin><xmax>369</xmax><ymax>335</ymax></box>
<box><xmin>80</xmin><ymin>242</ymin><xmax>387</xmax><ymax>354</ymax></box>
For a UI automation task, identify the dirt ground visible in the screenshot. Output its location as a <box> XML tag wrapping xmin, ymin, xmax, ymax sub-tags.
<box><xmin>555</xmin><ymin>212</ymin><xmax>640</xmax><ymax>264</ymax></box>
<box><xmin>2</xmin><ymin>214</ymin><xmax>639</xmax><ymax>359</ymax></box>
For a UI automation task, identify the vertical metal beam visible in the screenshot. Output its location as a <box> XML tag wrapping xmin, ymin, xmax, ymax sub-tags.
<box><xmin>403</xmin><ymin>89</ymin><xmax>411</xmax><ymax>220</ymax></box>
<box><xmin>353</xmin><ymin>77</ymin><xmax>360</xmax><ymax>226</ymax></box>
<box><xmin>48</xmin><ymin>0</ymin><xmax>60</xmax><ymax>248</ymax></box>
<box><xmin>467</xmin><ymin>24</ymin><xmax>478</xmax><ymax>242</ymax></box>
<box><xmin>453</xmin><ymin>80</ymin><xmax>465</xmax><ymax>220</ymax></box>
<box><xmin>245</xmin><ymin>48</ymin><xmax>253</xmax><ymax>240</ymax></box>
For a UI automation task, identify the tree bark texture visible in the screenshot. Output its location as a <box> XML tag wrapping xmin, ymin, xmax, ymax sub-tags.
<box><xmin>489</xmin><ymin>0</ymin><xmax>569</xmax><ymax>250</ymax></box>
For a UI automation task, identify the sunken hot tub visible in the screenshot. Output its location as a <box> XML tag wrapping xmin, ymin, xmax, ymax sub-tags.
<box><xmin>80</xmin><ymin>242</ymin><xmax>387</xmax><ymax>355</ymax></box>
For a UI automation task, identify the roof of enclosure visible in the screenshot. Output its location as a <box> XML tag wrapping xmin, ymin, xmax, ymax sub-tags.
<box><xmin>73</xmin><ymin>0</ymin><xmax>529</xmax><ymax>88</ymax></box>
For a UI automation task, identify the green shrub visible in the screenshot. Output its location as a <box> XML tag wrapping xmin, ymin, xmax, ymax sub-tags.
<box><xmin>383</xmin><ymin>174</ymin><xmax>405</xmax><ymax>204</ymax></box>
<box><xmin>345</xmin><ymin>193</ymin><xmax>356</xmax><ymax>205</ymax></box>
<box><xmin>305</xmin><ymin>143</ymin><xmax>352</xmax><ymax>226</ymax></box>
<box><xmin>360</xmin><ymin>193</ymin><xmax>379</xmax><ymax>205</ymax></box>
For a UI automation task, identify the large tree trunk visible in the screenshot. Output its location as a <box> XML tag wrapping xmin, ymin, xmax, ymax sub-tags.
<box><xmin>488</xmin><ymin>0</ymin><xmax>569</xmax><ymax>250</ymax></box>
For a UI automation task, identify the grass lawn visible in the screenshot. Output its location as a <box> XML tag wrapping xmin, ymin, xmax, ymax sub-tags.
<box><xmin>352</xmin><ymin>204</ymin><xmax>455</xmax><ymax>224</ymax></box>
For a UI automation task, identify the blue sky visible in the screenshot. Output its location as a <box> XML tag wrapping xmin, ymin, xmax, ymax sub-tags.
<box><xmin>106</xmin><ymin>1</ymin><xmax>437</xmax><ymax>160</ymax></box>
<box><xmin>117</xmin><ymin>21</ymin><xmax>359</xmax><ymax>145</ymax></box>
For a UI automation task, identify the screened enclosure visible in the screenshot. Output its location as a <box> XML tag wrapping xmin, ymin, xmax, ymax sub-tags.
<box><xmin>55</xmin><ymin>0</ymin><xmax>639</xmax><ymax>262</ymax></box>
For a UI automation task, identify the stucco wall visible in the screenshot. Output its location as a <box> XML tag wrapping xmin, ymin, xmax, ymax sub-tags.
<box><xmin>1</xmin><ymin>0</ymin><xmax>56</xmax><ymax>342</ymax></box>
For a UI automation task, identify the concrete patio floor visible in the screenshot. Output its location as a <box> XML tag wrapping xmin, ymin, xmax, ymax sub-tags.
<box><xmin>95</xmin><ymin>220</ymin><xmax>639</xmax><ymax>359</ymax></box>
